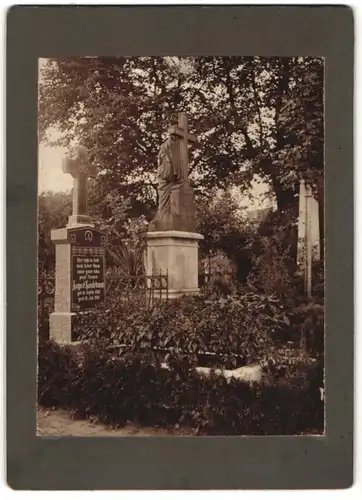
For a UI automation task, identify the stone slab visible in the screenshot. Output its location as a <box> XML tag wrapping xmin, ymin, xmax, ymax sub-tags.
<box><xmin>160</xmin><ymin>362</ymin><xmax>263</xmax><ymax>384</ymax></box>
<box><xmin>147</xmin><ymin>231</ymin><xmax>203</xmax><ymax>240</ymax></box>
<box><xmin>51</xmin><ymin>224</ymin><xmax>96</xmax><ymax>243</ymax></box>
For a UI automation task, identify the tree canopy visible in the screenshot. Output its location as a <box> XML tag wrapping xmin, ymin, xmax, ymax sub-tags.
<box><xmin>38</xmin><ymin>191</ymin><xmax>71</xmax><ymax>274</ymax></box>
<box><xmin>39</xmin><ymin>56</ymin><xmax>323</xmax><ymax>212</ymax></box>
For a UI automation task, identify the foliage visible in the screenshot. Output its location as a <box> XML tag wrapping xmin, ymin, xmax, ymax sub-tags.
<box><xmin>200</xmin><ymin>271</ymin><xmax>238</xmax><ymax>299</ymax></box>
<box><xmin>311</xmin><ymin>261</ymin><xmax>325</xmax><ymax>299</ymax></box>
<box><xmin>37</xmin><ymin>189</ymin><xmax>148</xmax><ymax>276</ymax></box>
<box><xmin>199</xmin><ymin>252</ymin><xmax>237</xmax><ymax>297</ymax></box>
<box><xmin>188</xmin><ymin>56</ymin><xmax>324</xmax><ymax>204</ymax></box>
<box><xmin>38</xmin><ymin>191</ymin><xmax>72</xmax><ymax>275</ymax></box>
<box><xmin>108</xmin><ymin>245</ymin><xmax>145</xmax><ymax>276</ymax></box>
<box><xmin>39</xmin><ymin>56</ymin><xmax>324</xmax><ymax>256</ymax></box>
<box><xmin>288</xmin><ymin>301</ymin><xmax>324</xmax><ymax>355</ymax></box>
<box><xmin>277</xmin><ymin>58</ymin><xmax>324</xmax><ymax>195</ymax></box>
<box><xmin>38</xmin><ymin>340</ymin><xmax>324</xmax><ymax>435</ymax></box>
<box><xmin>245</xmin><ymin>203</ymin><xmax>306</xmax><ymax>303</ymax></box>
<box><xmin>261</xmin><ymin>345</ymin><xmax>323</xmax><ymax>388</ymax></box>
<box><xmin>105</xmin><ymin>216</ymin><xmax>148</xmax><ymax>274</ymax></box>
<box><xmin>88</xmin><ymin>184</ymin><xmax>132</xmax><ymax>232</ymax></box>
<box><xmin>247</xmin><ymin>234</ymin><xmax>297</xmax><ymax>304</ymax></box>
<box><xmin>37</xmin><ymin>340</ymin><xmax>80</xmax><ymax>407</ymax></box>
<box><xmin>74</xmin><ymin>292</ymin><xmax>291</xmax><ymax>369</ymax></box>
<box><xmin>196</xmin><ymin>191</ymin><xmax>255</xmax><ymax>282</ymax></box>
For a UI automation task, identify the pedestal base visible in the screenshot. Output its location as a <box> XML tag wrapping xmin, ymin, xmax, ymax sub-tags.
<box><xmin>49</xmin><ymin>312</ymin><xmax>76</xmax><ymax>343</ymax></box>
<box><xmin>146</xmin><ymin>230</ymin><xmax>203</xmax><ymax>299</ymax></box>
<box><xmin>67</xmin><ymin>214</ymin><xmax>94</xmax><ymax>228</ymax></box>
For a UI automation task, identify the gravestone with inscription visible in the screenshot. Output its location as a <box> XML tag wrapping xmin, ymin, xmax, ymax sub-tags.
<box><xmin>70</xmin><ymin>228</ymin><xmax>106</xmax><ymax>311</ymax></box>
<box><xmin>49</xmin><ymin>145</ymin><xmax>107</xmax><ymax>343</ymax></box>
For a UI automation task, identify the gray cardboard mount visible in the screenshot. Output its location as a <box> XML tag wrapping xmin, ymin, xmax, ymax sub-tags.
<box><xmin>7</xmin><ymin>5</ymin><xmax>354</xmax><ymax>490</ymax></box>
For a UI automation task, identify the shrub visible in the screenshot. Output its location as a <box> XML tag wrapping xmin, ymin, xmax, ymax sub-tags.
<box><xmin>105</xmin><ymin>216</ymin><xmax>148</xmax><ymax>275</ymax></box>
<box><xmin>247</xmin><ymin>233</ymin><xmax>298</xmax><ymax>305</ymax></box>
<box><xmin>38</xmin><ymin>341</ymin><xmax>324</xmax><ymax>435</ymax></box>
<box><xmin>200</xmin><ymin>252</ymin><xmax>238</xmax><ymax>297</ymax></box>
<box><xmin>37</xmin><ymin>340</ymin><xmax>81</xmax><ymax>408</ymax></box>
<box><xmin>289</xmin><ymin>301</ymin><xmax>324</xmax><ymax>355</ymax></box>
<box><xmin>202</xmin><ymin>275</ymin><xmax>237</xmax><ymax>297</ymax></box>
<box><xmin>196</xmin><ymin>193</ymin><xmax>255</xmax><ymax>283</ymax></box>
<box><xmin>261</xmin><ymin>345</ymin><xmax>323</xmax><ymax>388</ymax></box>
<box><xmin>74</xmin><ymin>292</ymin><xmax>291</xmax><ymax>369</ymax></box>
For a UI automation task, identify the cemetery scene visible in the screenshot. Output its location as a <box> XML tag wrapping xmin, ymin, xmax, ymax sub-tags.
<box><xmin>37</xmin><ymin>56</ymin><xmax>324</xmax><ymax>436</ymax></box>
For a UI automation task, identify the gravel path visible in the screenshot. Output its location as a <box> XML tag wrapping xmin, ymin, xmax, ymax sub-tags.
<box><xmin>37</xmin><ymin>407</ymin><xmax>322</xmax><ymax>437</ymax></box>
<box><xmin>37</xmin><ymin>407</ymin><xmax>190</xmax><ymax>437</ymax></box>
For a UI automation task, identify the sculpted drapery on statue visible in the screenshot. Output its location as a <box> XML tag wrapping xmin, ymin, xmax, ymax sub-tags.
<box><xmin>149</xmin><ymin>113</ymin><xmax>197</xmax><ymax>233</ymax></box>
<box><xmin>156</xmin><ymin>133</ymin><xmax>183</xmax><ymax>215</ymax></box>
<box><xmin>146</xmin><ymin>112</ymin><xmax>204</xmax><ymax>300</ymax></box>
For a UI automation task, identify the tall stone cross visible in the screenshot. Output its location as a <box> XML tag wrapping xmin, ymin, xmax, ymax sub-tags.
<box><xmin>169</xmin><ymin>112</ymin><xmax>197</xmax><ymax>180</ymax></box>
<box><xmin>62</xmin><ymin>145</ymin><xmax>98</xmax><ymax>226</ymax></box>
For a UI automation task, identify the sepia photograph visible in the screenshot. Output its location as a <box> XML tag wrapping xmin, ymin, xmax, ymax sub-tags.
<box><xmin>37</xmin><ymin>55</ymin><xmax>324</xmax><ymax>437</ymax></box>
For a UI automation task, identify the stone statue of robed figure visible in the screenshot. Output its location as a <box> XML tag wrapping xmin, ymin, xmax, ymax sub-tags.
<box><xmin>146</xmin><ymin>112</ymin><xmax>203</xmax><ymax>300</ymax></box>
<box><xmin>149</xmin><ymin>113</ymin><xmax>197</xmax><ymax>233</ymax></box>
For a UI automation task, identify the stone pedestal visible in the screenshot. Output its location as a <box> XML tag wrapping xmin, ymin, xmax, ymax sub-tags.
<box><xmin>49</xmin><ymin>311</ymin><xmax>76</xmax><ymax>343</ymax></box>
<box><xmin>146</xmin><ymin>231</ymin><xmax>203</xmax><ymax>299</ymax></box>
<box><xmin>67</xmin><ymin>215</ymin><xmax>94</xmax><ymax>228</ymax></box>
<box><xmin>49</xmin><ymin>227</ymin><xmax>75</xmax><ymax>343</ymax></box>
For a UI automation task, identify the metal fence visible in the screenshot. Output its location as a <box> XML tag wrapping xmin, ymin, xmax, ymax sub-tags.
<box><xmin>37</xmin><ymin>271</ymin><xmax>169</xmax><ymax>338</ymax></box>
<box><xmin>38</xmin><ymin>276</ymin><xmax>55</xmax><ymax>339</ymax></box>
<box><xmin>106</xmin><ymin>271</ymin><xmax>169</xmax><ymax>306</ymax></box>
<box><xmin>38</xmin><ymin>269</ymin><xmax>240</xmax><ymax>337</ymax></box>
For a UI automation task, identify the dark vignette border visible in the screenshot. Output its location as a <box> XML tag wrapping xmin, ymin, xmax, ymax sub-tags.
<box><xmin>6</xmin><ymin>5</ymin><xmax>354</xmax><ymax>490</ymax></box>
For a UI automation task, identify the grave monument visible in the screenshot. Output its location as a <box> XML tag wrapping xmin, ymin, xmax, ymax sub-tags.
<box><xmin>146</xmin><ymin>113</ymin><xmax>203</xmax><ymax>299</ymax></box>
<box><xmin>49</xmin><ymin>145</ymin><xmax>107</xmax><ymax>343</ymax></box>
<box><xmin>297</xmin><ymin>179</ymin><xmax>321</xmax><ymax>297</ymax></box>
<box><xmin>62</xmin><ymin>145</ymin><xmax>98</xmax><ymax>227</ymax></box>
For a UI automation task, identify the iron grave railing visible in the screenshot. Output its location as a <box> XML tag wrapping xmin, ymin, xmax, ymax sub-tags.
<box><xmin>106</xmin><ymin>271</ymin><xmax>169</xmax><ymax>306</ymax></box>
<box><xmin>37</xmin><ymin>271</ymin><xmax>169</xmax><ymax>337</ymax></box>
<box><xmin>38</xmin><ymin>276</ymin><xmax>56</xmax><ymax>339</ymax></box>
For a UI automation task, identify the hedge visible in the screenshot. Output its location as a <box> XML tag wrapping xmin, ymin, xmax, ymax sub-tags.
<box><xmin>38</xmin><ymin>340</ymin><xmax>324</xmax><ymax>435</ymax></box>
<box><xmin>74</xmin><ymin>292</ymin><xmax>294</xmax><ymax>369</ymax></box>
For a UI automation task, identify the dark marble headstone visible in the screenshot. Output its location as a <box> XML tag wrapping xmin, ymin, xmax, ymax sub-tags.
<box><xmin>68</xmin><ymin>228</ymin><xmax>107</xmax><ymax>312</ymax></box>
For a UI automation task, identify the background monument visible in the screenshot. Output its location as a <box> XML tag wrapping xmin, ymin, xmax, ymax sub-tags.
<box><xmin>146</xmin><ymin>113</ymin><xmax>203</xmax><ymax>299</ymax></box>
<box><xmin>297</xmin><ymin>179</ymin><xmax>321</xmax><ymax>297</ymax></box>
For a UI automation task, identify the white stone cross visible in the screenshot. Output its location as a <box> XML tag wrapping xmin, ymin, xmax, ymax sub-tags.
<box><xmin>62</xmin><ymin>145</ymin><xmax>98</xmax><ymax>219</ymax></box>
<box><xmin>169</xmin><ymin>112</ymin><xmax>197</xmax><ymax>180</ymax></box>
